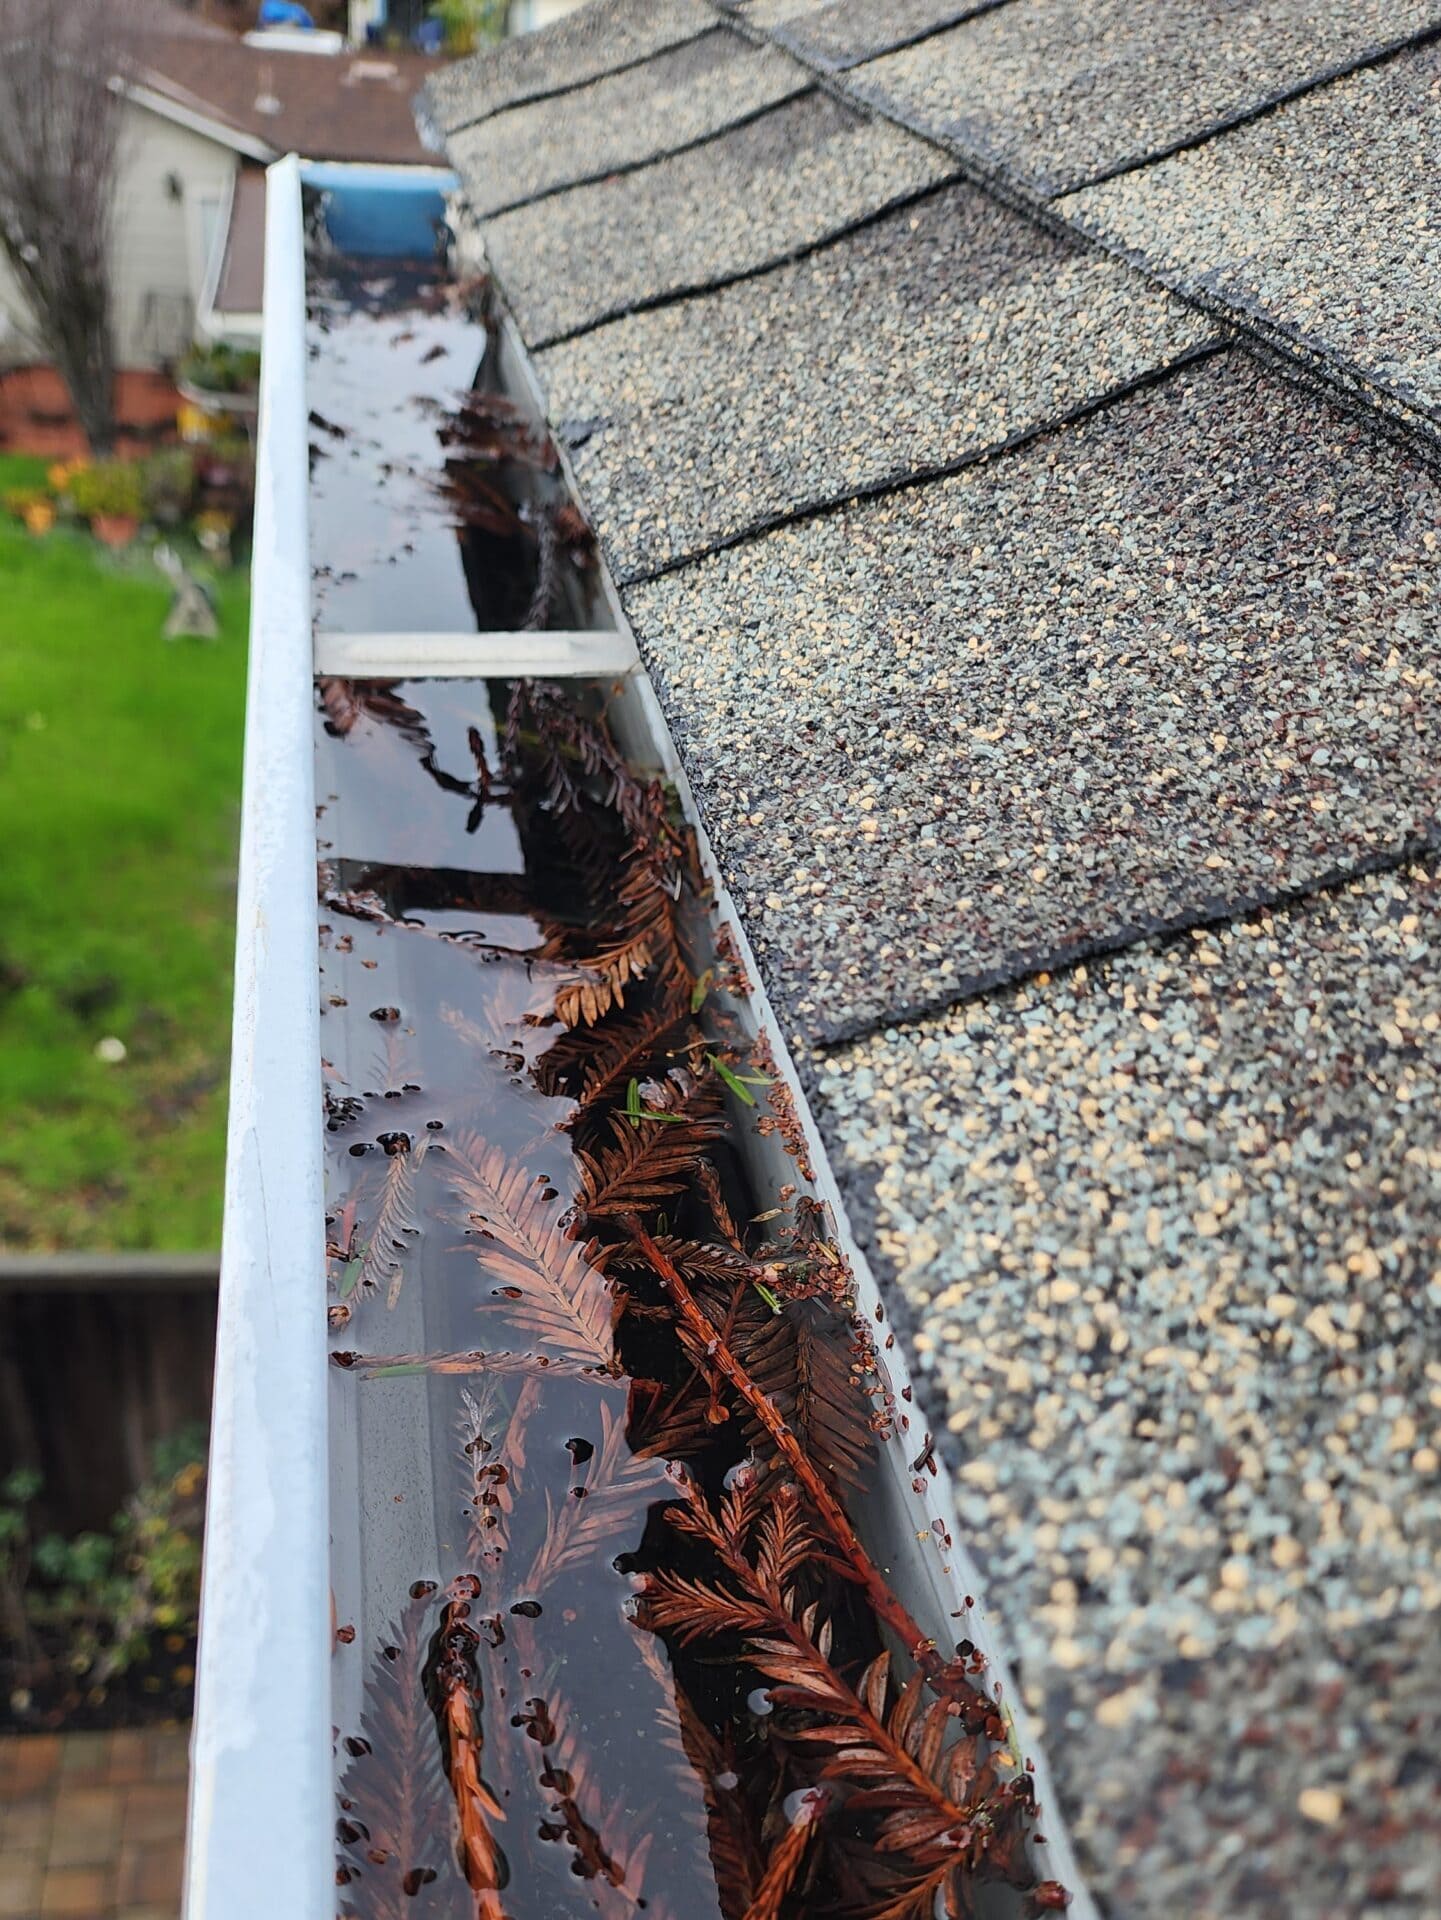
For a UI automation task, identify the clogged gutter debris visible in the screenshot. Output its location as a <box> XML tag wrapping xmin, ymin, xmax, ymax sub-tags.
<box><xmin>317</xmin><ymin>676</ymin><xmax>1068</xmax><ymax>1920</ymax></box>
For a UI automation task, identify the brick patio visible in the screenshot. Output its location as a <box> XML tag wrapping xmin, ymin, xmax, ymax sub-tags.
<box><xmin>0</xmin><ymin>1730</ymin><xmax>188</xmax><ymax>1920</ymax></box>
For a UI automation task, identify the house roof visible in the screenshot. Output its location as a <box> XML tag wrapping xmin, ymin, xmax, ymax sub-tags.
<box><xmin>134</xmin><ymin>25</ymin><xmax>439</xmax><ymax>166</ymax></box>
<box><xmin>434</xmin><ymin>3</ymin><xmax>1441</xmax><ymax>1912</ymax></box>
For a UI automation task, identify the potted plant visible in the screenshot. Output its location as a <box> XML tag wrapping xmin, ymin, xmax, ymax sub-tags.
<box><xmin>176</xmin><ymin>342</ymin><xmax>262</xmax><ymax>433</ymax></box>
<box><xmin>66</xmin><ymin>459</ymin><xmax>145</xmax><ymax>547</ymax></box>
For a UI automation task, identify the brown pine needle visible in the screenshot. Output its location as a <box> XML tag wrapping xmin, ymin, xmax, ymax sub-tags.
<box><xmin>741</xmin><ymin>1789</ymin><xmax>825</xmax><ymax>1920</ymax></box>
<box><xmin>626</xmin><ymin>1224</ymin><xmax>993</xmax><ymax>1718</ymax></box>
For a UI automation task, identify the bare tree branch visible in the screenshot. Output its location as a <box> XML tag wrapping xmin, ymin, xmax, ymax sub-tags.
<box><xmin>0</xmin><ymin>0</ymin><xmax>141</xmax><ymax>450</ymax></box>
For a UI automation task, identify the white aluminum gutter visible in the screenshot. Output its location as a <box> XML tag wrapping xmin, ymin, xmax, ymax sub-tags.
<box><xmin>183</xmin><ymin>152</ymin><xmax>1094</xmax><ymax>1920</ymax></box>
<box><xmin>184</xmin><ymin>155</ymin><xmax>332</xmax><ymax>1920</ymax></box>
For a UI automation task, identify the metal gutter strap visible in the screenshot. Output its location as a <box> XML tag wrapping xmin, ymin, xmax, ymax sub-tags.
<box><xmin>183</xmin><ymin>155</ymin><xmax>333</xmax><ymax>1920</ymax></box>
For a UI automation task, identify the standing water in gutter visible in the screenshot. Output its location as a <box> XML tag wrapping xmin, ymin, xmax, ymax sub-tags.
<box><xmin>316</xmin><ymin>676</ymin><xmax>1068</xmax><ymax>1920</ymax></box>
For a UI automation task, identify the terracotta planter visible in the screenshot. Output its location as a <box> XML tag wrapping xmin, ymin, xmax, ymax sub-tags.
<box><xmin>92</xmin><ymin>513</ymin><xmax>139</xmax><ymax>548</ymax></box>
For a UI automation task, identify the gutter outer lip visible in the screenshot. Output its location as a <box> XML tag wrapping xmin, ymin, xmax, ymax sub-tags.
<box><xmin>183</xmin><ymin>152</ymin><xmax>332</xmax><ymax>1920</ymax></box>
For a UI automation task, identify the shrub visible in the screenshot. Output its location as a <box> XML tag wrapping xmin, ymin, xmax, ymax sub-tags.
<box><xmin>66</xmin><ymin>459</ymin><xmax>145</xmax><ymax>524</ymax></box>
<box><xmin>140</xmin><ymin>447</ymin><xmax>196</xmax><ymax>525</ymax></box>
<box><xmin>0</xmin><ymin>1428</ymin><xmax>207</xmax><ymax>1710</ymax></box>
<box><xmin>179</xmin><ymin>341</ymin><xmax>261</xmax><ymax>395</ymax></box>
<box><xmin>429</xmin><ymin>0</ymin><xmax>507</xmax><ymax>53</ymax></box>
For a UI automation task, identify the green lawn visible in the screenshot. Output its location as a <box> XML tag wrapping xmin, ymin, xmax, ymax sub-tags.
<box><xmin>0</xmin><ymin>455</ymin><xmax>248</xmax><ymax>1249</ymax></box>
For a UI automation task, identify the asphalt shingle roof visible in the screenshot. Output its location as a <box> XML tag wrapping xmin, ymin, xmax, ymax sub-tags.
<box><xmin>541</xmin><ymin>182</ymin><xmax>1213</xmax><ymax>581</ymax></box>
<box><xmin>627</xmin><ymin>352</ymin><xmax>1441</xmax><ymax>1041</ymax></box>
<box><xmin>427</xmin><ymin>0</ymin><xmax>710</xmax><ymax>131</ymax></box>
<box><xmin>481</xmin><ymin>90</ymin><xmax>953</xmax><ymax>346</ymax></box>
<box><xmin>437</xmin><ymin>3</ymin><xmax>1441</xmax><ymax>1910</ymax></box>
<box><xmin>1063</xmin><ymin>38</ymin><xmax>1441</xmax><ymax>445</ymax></box>
<box><xmin>848</xmin><ymin>0</ymin><xmax>1441</xmax><ymax>196</ymax></box>
<box><xmin>812</xmin><ymin>859</ymin><xmax>1441</xmax><ymax>1909</ymax></box>
<box><xmin>723</xmin><ymin>0</ymin><xmax>1012</xmax><ymax>70</ymax></box>
<box><xmin>448</xmin><ymin>28</ymin><xmax>808</xmax><ymax>219</ymax></box>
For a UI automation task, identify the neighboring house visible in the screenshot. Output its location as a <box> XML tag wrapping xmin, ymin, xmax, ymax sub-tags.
<box><xmin>426</xmin><ymin>3</ymin><xmax>1441</xmax><ymax>1915</ymax></box>
<box><xmin>0</xmin><ymin>8</ymin><xmax>439</xmax><ymax>381</ymax></box>
<box><xmin>349</xmin><ymin>0</ymin><xmax>588</xmax><ymax>42</ymax></box>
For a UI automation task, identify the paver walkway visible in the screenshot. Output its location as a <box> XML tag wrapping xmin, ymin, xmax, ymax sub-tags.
<box><xmin>0</xmin><ymin>1731</ymin><xmax>188</xmax><ymax>1920</ymax></box>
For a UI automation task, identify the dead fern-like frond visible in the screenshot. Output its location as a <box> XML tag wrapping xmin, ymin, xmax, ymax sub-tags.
<box><xmin>631</xmin><ymin>1629</ymin><xmax>765</xmax><ymax>1920</ymax></box>
<box><xmin>649</xmin><ymin>1485</ymin><xmax>1034</xmax><ymax>1916</ymax></box>
<box><xmin>741</xmin><ymin>1788</ymin><xmax>826</xmax><ymax>1920</ymax></box>
<box><xmin>318</xmin><ymin>678</ymin><xmax>430</xmax><ymax>745</ymax></box>
<box><xmin>339</xmin><ymin>1602</ymin><xmax>452</xmax><ymax>1919</ymax></box>
<box><xmin>576</xmin><ymin>1074</ymin><xmax>725</xmax><ymax>1222</ymax></box>
<box><xmin>625</xmin><ymin>1373</ymin><xmax>721</xmax><ymax>1466</ymax></box>
<box><xmin>740</xmin><ymin>1305</ymin><xmax>876</xmax><ymax>1495</ymax></box>
<box><xmin>345</xmin><ymin>1140</ymin><xmax>421</xmax><ymax>1308</ymax></box>
<box><xmin>447</xmin><ymin>1129</ymin><xmax>615</xmax><ymax>1367</ymax></box>
<box><xmin>552</xmin><ymin>930</ymin><xmax>652</xmax><ymax>1029</ymax></box>
<box><xmin>696</xmin><ymin>1159</ymin><xmax>746</xmax><ymax>1257</ymax></box>
<box><xmin>529</xmin><ymin>1690</ymin><xmax>654</xmax><ymax>1920</ymax></box>
<box><xmin>457</xmin><ymin>1382</ymin><xmax>511</xmax><ymax>1571</ymax></box>
<box><xmin>525</xmin><ymin>1398</ymin><xmax>672</xmax><ymax>1592</ymax></box>
<box><xmin>626</xmin><ymin>1227</ymin><xmax>996</xmax><ymax>1717</ymax></box>
<box><xmin>430</xmin><ymin>1584</ymin><xmax>508</xmax><ymax>1918</ymax></box>
<box><xmin>534</xmin><ymin>1002</ymin><xmax>694</xmax><ymax>1115</ymax></box>
<box><xmin>608</xmin><ymin>1235</ymin><xmax>757</xmax><ymax>1290</ymax></box>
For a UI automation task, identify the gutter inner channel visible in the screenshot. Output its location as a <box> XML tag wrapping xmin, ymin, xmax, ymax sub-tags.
<box><xmin>309</xmin><ymin>184</ymin><xmax>1070</xmax><ymax>1920</ymax></box>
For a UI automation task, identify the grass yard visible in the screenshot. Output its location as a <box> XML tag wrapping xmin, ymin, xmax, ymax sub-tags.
<box><xmin>0</xmin><ymin>454</ymin><xmax>248</xmax><ymax>1248</ymax></box>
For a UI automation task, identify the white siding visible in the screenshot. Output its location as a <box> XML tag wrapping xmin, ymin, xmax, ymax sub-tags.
<box><xmin>111</xmin><ymin>105</ymin><xmax>239</xmax><ymax>367</ymax></box>
<box><xmin>0</xmin><ymin>99</ymin><xmax>239</xmax><ymax>372</ymax></box>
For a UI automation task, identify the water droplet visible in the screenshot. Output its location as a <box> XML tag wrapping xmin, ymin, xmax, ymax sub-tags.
<box><xmin>782</xmin><ymin>1786</ymin><xmax>826</xmax><ymax>1824</ymax></box>
<box><xmin>747</xmin><ymin>1688</ymin><xmax>773</xmax><ymax>1718</ymax></box>
<box><xmin>713</xmin><ymin>1769</ymin><xmax>739</xmax><ymax>1792</ymax></box>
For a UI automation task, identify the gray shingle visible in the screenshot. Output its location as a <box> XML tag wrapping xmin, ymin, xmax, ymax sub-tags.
<box><xmin>427</xmin><ymin>0</ymin><xmax>710</xmax><ymax>134</ymax></box>
<box><xmin>810</xmin><ymin>859</ymin><xmax>1441</xmax><ymax>1914</ymax></box>
<box><xmin>482</xmin><ymin>90</ymin><xmax>953</xmax><ymax>347</ymax></box>
<box><xmin>448</xmin><ymin>30</ymin><xmax>809</xmax><ymax>220</ymax></box>
<box><xmin>539</xmin><ymin>183</ymin><xmax>1213</xmax><ymax>580</ymax></box>
<box><xmin>623</xmin><ymin>352</ymin><xmax>1441</xmax><ymax>1043</ymax></box>
<box><xmin>1062</xmin><ymin>40</ymin><xmax>1441</xmax><ymax>435</ymax></box>
<box><xmin>1047</xmin><ymin>1607</ymin><xmax>1441</xmax><ymax>1918</ymax></box>
<box><xmin>725</xmin><ymin>0</ymin><xmax>1011</xmax><ymax>70</ymax></box>
<box><xmin>848</xmin><ymin>0</ymin><xmax>1441</xmax><ymax>196</ymax></box>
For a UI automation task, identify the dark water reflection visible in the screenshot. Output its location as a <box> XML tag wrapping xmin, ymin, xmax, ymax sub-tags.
<box><xmin>321</xmin><ymin>680</ymin><xmax>728</xmax><ymax>1920</ymax></box>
